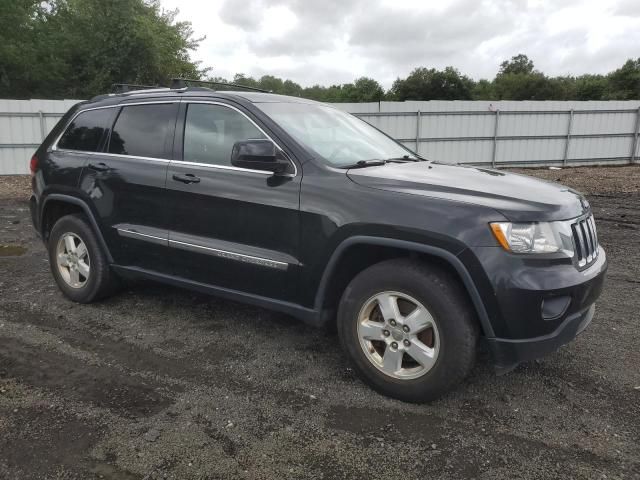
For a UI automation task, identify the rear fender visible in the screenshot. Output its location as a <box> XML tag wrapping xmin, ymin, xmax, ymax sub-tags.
<box><xmin>41</xmin><ymin>194</ymin><xmax>113</xmax><ymax>263</ymax></box>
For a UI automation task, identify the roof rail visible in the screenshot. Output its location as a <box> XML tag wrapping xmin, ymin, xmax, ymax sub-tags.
<box><xmin>170</xmin><ymin>78</ymin><xmax>271</xmax><ymax>93</ymax></box>
<box><xmin>111</xmin><ymin>83</ymin><xmax>163</xmax><ymax>93</ymax></box>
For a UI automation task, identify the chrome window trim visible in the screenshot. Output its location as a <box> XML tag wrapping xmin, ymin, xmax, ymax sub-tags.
<box><xmin>169</xmin><ymin>239</ymin><xmax>289</xmax><ymax>270</ymax></box>
<box><xmin>179</xmin><ymin>100</ymin><xmax>298</xmax><ymax>178</ymax></box>
<box><xmin>170</xmin><ymin>160</ymin><xmax>272</xmax><ymax>175</ymax></box>
<box><xmin>54</xmin><ymin>149</ymin><xmax>172</xmax><ymax>164</ymax></box>
<box><xmin>51</xmin><ymin>101</ymin><xmax>179</xmax><ymax>153</ymax></box>
<box><xmin>96</xmin><ymin>152</ymin><xmax>172</xmax><ymax>163</ymax></box>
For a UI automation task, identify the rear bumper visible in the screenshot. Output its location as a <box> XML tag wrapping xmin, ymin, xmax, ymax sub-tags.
<box><xmin>486</xmin><ymin>303</ymin><xmax>595</xmax><ymax>371</ymax></box>
<box><xmin>29</xmin><ymin>194</ymin><xmax>41</xmax><ymax>237</ymax></box>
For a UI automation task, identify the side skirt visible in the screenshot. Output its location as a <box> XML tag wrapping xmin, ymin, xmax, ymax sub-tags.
<box><xmin>111</xmin><ymin>265</ymin><xmax>326</xmax><ymax>327</ymax></box>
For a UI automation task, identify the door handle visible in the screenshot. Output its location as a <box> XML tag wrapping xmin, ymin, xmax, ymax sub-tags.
<box><xmin>88</xmin><ymin>162</ymin><xmax>110</xmax><ymax>172</ymax></box>
<box><xmin>172</xmin><ymin>173</ymin><xmax>201</xmax><ymax>184</ymax></box>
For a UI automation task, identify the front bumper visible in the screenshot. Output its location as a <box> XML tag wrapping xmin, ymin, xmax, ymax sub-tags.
<box><xmin>466</xmin><ymin>245</ymin><xmax>607</xmax><ymax>370</ymax></box>
<box><xmin>487</xmin><ymin>303</ymin><xmax>595</xmax><ymax>371</ymax></box>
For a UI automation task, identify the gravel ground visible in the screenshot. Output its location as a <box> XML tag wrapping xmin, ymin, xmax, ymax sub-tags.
<box><xmin>0</xmin><ymin>168</ymin><xmax>639</xmax><ymax>480</ymax></box>
<box><xmin>507</xmin><ymin>165</ymin><xmax>640</xmax><ymax>195</ymax></box>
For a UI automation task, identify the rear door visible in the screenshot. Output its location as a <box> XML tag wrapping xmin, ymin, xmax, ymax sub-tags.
<box><xmin>77</xmin><ymin>101</ymin><xmax>179</xmax><ymax>272</ymax></box>
<box><xmin>165</xmin><ymin>100</ymin><xmax>302</xmax><ymax>302</ymax></box>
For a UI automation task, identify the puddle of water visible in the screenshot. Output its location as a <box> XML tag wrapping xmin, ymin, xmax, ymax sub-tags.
<box><xmin>0</xmin><ymin>245</ymin><xmax>27</xmax><ymax>256</ymax></box>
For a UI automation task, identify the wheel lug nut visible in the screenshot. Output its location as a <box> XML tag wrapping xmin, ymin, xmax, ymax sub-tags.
<box><xmin>389</xmin><ymin>319</ymin><xmax>396</xmax><ymax>326</ymax></box>
<box><xmin>383</xmin><ymin>330</ymin><xmax>390</xmax><ymax>337</ymax></box>
<box><xmin>403</xmin><ymin>339</ymin><xmax>410</xmax><ymax>347</ymax></box>
<box><xmin>402</xmin><ymin>325</ymin><xmax>410</xmax><ymax>332</ymax></box>
<box><xmin>391</xmin><ymin>342</ymin><xmax>398</xmax><ymax>349</ymax></box>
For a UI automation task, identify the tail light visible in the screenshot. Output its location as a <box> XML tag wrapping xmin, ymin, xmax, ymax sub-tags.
<box><xmin>30</xmin><ymin>154</ymin><xmax>38</xmax><ymax>178</ymax></box>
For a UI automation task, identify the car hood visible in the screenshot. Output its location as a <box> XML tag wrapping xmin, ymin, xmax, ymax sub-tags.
<box><xmin>347</xmin><ymin>161</ymin><xmax>589</xmax><ymax>222</ymax></box>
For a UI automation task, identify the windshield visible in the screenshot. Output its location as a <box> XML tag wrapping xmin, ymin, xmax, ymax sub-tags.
<box><xmin>256</xmin><ymin>102</ymin><xmax>418</xmax><ymax>167</ymax></box>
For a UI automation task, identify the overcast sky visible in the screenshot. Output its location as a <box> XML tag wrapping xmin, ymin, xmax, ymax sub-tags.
<box><xmin>160</xmin><ymin>0</ymin><xmax>640</xmax><ymax>88</ymax></box>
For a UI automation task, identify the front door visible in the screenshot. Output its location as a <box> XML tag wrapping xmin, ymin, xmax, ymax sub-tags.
<box><xmin>77</xmin><ymin>101</ymin><xmax>179</xmax><ymax>272</ymax></box>
<box><xmin>165</xmin><ymin>101</ymin><xmax>301</xmax><ymax>302</ymax></box>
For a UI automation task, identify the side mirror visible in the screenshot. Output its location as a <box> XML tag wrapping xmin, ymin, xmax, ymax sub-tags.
<box><xmin>231</xmin><ymin>140</ymin><xmax>290</xmax><ymax>174</ymax></box>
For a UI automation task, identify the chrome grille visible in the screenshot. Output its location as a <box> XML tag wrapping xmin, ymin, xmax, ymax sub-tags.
<box><xmin>572</xmin><ymin>215</ymin><xmax>599</xmax><ymax>268</ymax></box>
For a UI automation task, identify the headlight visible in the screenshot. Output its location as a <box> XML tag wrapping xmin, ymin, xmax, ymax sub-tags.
<box><xmin>490</xmin><ymin>221</ymin><xmax>574</xmax><ymax>255</ymax></box>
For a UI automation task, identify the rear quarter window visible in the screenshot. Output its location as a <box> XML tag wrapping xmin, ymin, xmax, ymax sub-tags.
<box><xmin>57</xmin><ymin>109</ymin><xmax>113</xmax><ymax>152</ymax></box>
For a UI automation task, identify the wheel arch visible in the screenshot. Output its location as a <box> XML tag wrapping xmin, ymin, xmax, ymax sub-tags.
<box><xmin>314</xmin><ymin>236</ymin><xmax>495</xmax><ymax>338</ymax></box>
<box><xmin>41</xmin><ymin>194</ymin><xmax>114</xmax><ymax>263</ymax></box>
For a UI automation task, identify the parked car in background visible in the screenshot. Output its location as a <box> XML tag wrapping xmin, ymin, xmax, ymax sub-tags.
<box><xmin>29</xmin><ymin>82</ymin><xmax>607</xmax><ymax>402</ymax></box>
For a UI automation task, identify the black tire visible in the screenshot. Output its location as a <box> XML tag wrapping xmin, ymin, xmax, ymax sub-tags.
<box><xmin>337</xmin><ymin>258</ymin><xmax>478</xmax><ymax>402</ymax></box>
<box><xmin>48</xmin><ymin>213</ymin><xmax>118</xmax><ymax>303</ymax></box>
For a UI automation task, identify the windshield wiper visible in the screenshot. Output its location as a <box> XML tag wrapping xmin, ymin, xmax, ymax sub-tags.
<box><xmin>341</xmin><ymin>155</ymin><xmax>426</xmax><ymax>169</ymax></box>
<box><xmin>341</xmin><ymin>160</ymin><xmax>388</xmax><ymax>169</ymax></box>
<box><xmin>384</xmin><ymin>155</ymin><xmax>424</xmax><ymax>162</ymax></box>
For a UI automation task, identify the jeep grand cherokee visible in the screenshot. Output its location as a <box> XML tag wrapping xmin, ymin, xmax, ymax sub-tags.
<box><xmin>29</xmin><ymin>83</ymin><xmax>607</xmax><ymax>402</ymax></box>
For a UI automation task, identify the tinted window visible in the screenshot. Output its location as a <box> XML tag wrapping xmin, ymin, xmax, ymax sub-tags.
<box><xmin>108</xmin><ymin>104</ymin><xmax>177</xmax><ymax>159</ymax></box>
<box><xmin>57</xmin><ymin>109</ymin><xmax>112</xmax><ymax>152</ymax></box>
<box><xmin>183</xmin><ymin>104</ymin><xmax>266</xmax><ymax>166</ymax></box>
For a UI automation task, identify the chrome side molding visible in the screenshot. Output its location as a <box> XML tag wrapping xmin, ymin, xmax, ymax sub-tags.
<box><xmin>116</xmin><ymin>226</ymin><xmax>288</xmax><ymax>271</ymax></box>
<box><xmin>169</xmin><ymin>239</ymin><xmax>289</xmax><ymax>270</ymax></box>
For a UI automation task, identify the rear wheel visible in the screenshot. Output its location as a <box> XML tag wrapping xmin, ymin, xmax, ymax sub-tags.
<box><xmin>337</xmin><ymin>258</ymin><xmax>478</xmax><ymax>402</ymax></box>
<box><xmin>48</xmin><ymin>214</ymin><xmax>118</xmax><ymax>303</ymax></box>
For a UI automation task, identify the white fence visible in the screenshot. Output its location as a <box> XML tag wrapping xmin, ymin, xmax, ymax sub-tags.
<box><xmin>1</xmin><ymin>98</ymin><xmax>640</xmax><ymax>174</ymax></box>
<box><xmin>0</xmin><ymin>99</ymin><xmax>81</xmax><ymax>175</ymax></box>
<box><xmin>334</xmin><ymin>100</ymin><xmax>640</xmax><ymax>167</ymax></box>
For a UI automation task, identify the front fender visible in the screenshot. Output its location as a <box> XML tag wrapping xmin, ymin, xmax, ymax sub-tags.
<box><xmin>313</xmin><ymin>236</ymin><xmax>495</xmax><ymax>338</ymax></box>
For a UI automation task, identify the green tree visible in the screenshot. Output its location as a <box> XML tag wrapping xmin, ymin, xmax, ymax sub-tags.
<box><xmin>498</xmin><ymin>54</ymin><xmax>535</xmax><ymax>76</ymax></box>
<box><xmin>389</xmin><ymin>67</ymin><xmax>474</xmax><ymax>101</ymax></box>
<box><xmin>492</xmin><ymin>54</ymin><xmax>557</xmax><ymax>100</ymax></box>
<box><xmin>492</xmin><ymin>72</ymin><xmax>555</xmax><ymax>100</ymax></box>
<box><xmin>339</xmin><ymin>77</ymin><xmax>385</xmax><ymax>102</ymax></box>
<box><xmin>472</xmin><ymin>79</ymin><xmax>494</xmax><ymax>100</ymax></box>
<box><xmin>0</xmin><ymin>0</ymin><xmax>205</xmax><ymax>98</ymax></box>
<box><xmin>281</xmin><ymin>79</ymin><xmax>303</xmax><ymax>97</ymax></box>
<box><xmin>574</xmin><ymin>75</ymin><xmax>607</xmax><ymax>100</ymax></box>
<box><xmin>0</xmin><ymin>1</ymin><xmax>54</xmax><ymax>98</ymax></box>
<box><xmin>256</xmin><ymin>75</ymin><xmax>284</xmax><ymax>92</ymax></box>
<box><xmin>547</xmin><ymin>76</ymin><xmax>578</xmax><ymax>100</ymax></box>
<box><xmin>232</xmin><ymin>73</ymin><xmax>259</xmax><ymax>88</ymax></box>
<box><xmin>607</xmin><ymin>58</ymin><xmax>640</xmax><ymax>100</ymax></box>
<box><xmin>301</xmin><ymin>84</ymin><xmax>329</xmax><ymax>101</ymax></box>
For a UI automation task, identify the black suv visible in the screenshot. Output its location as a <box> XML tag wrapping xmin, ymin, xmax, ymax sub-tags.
<box><xmin>29</xmin><ymin>84</ymin><xmax>607</xmax><ymax>402</ymax></box>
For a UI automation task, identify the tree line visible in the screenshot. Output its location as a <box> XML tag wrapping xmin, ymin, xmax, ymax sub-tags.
<box><xmin>234</xmin><ymin>55</ymin><xmax>640</xmax><ymax>103</ymax></box>
<box><xmin>1</xmin><ymin>1</ymin><xmax>639</xmax><ymax>102</ymax></box>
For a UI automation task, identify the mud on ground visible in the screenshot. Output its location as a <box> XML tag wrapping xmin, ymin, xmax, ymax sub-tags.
<box><xmin>0</xmin><ymin>168</ymin><xmax>639</xmax><ymax>479</ymax></box>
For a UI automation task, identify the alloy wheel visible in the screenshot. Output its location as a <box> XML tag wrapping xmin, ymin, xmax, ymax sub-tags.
<box><xmin>56</xmin><ymin>232</ymin><xmax>90</xmax><ymax>289</ymax></box>
<box><xmin>357</xmin><ymin>291</ymin><xmax>440</xmax><ymax>380</ymax></box>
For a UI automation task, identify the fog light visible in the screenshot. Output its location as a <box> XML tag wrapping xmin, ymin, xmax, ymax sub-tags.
<box><xmin>541</xmin><ymin>296</ymin><xmax>571</xmax><ymax>320</ymax></box>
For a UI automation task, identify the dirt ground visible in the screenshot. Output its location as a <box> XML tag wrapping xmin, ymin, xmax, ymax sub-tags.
<box><xmin>0</xmin><ymin>167</ymin><xmax>639</xmax><ymax>480</ymax></box>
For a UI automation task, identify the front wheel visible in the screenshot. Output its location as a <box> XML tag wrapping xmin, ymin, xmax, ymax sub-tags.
<box><xmin>337</xmin><ymin>258</ymin><xmax>478</xmax><ymax>402</ymax></box>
